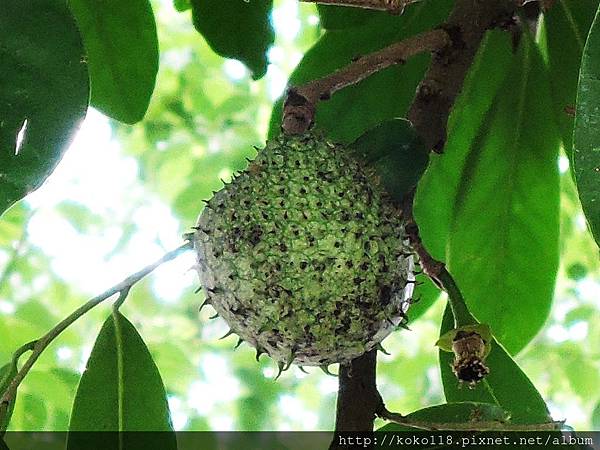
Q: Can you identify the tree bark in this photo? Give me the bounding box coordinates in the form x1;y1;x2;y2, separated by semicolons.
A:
329;351;380;449
407;0;515;152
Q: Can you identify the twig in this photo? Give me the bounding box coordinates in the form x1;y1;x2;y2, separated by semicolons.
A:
377;406;563;431
282;29;451;135
0;241;192;425
299;0;419;13
401;191;475;328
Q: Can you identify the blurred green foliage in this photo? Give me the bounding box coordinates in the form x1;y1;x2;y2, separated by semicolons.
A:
0;0;599;433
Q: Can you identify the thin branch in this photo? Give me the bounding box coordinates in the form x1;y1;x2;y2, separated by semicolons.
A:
282;29;451;135
377;407;563;431
0;241;193;425
299;0;419;13
401;191;475;328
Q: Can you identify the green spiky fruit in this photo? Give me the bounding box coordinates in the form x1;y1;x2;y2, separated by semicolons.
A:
193;132;414;367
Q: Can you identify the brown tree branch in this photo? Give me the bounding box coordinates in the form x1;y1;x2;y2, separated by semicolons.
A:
329;350;380;449
406;0;515;151
299;0;420;13
282;29;451;135
401;190;476;327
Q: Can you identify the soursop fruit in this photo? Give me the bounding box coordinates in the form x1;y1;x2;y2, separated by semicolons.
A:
192;132;414;368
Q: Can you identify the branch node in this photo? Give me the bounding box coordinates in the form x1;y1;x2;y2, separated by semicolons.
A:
282;88;316;135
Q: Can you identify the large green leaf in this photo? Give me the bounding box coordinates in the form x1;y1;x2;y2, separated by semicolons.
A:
414;31;513;261
378;401;510;431
0;0;89;217
417;32;560;353
67;312;175;449
541;0;599;158
349;119;429;201
268;0;454;144
403;273;440;323
68;0;159;124
439;305;551;425
316;4;380;29
191;0;274;79
574;4;600;248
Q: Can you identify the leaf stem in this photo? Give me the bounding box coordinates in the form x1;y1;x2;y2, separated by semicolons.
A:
402;191;475;327
377;407;563;431
0;241;192;426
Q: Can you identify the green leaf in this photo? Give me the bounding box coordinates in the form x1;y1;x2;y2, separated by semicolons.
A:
418;32;561;353
566;262;588;280
67;0;159;123
574;4;600;248
7;393;47;431
378;401;510;431
174;0;191;12
541;0;598;158
350;119;429;202
405;274;440;322
414;30;513;261
0;0;89;217
67;312;176;448
0;363;18;432
316;5;380;29
268;0;453;143
190;0;274;79
439;304;551;424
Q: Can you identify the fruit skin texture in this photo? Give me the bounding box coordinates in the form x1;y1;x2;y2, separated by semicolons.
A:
193;132;414;367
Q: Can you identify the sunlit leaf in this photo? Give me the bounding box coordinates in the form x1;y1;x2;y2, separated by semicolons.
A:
439;305;551;424
418;32;560;353
574;4;600;248
269;0;453;143
68;0;159;123
190;0;274;79
8;393;47;431
174;0;191;12
67;312;176;449
0;203;28;248
0;0;89;217
20;369;80;431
